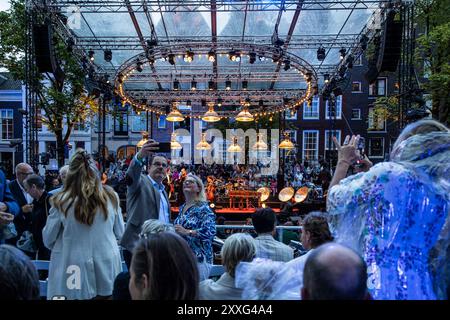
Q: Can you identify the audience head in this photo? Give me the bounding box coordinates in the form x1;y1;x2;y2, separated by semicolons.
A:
0;245;40;300
52;149;119;226
129;232;199;300
23;174;45;200
301;211;334;250
139;219;175;239
148;155;168;183
221;233;256;278
182;173;206;202
15;163;33;187
390;119;449;160
58;165;69;185
252;208;277;235
302;243;368;300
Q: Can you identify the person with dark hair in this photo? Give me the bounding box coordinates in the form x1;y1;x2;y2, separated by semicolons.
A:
43;149;124;300
0;168;20;245
301;243;369;300
0;244;40;300
252;208;293;262
129;232;199;300
23;174;51;261
121;139;170;270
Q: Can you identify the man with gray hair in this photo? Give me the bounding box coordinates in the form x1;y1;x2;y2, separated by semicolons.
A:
6;163;34;247
48;165;69;195
199;233;256;300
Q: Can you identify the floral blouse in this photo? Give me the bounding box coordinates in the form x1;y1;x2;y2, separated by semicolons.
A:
174;201;216;264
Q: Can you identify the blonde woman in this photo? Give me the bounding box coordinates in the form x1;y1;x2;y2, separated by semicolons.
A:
174;174;216;281
43;149;124;300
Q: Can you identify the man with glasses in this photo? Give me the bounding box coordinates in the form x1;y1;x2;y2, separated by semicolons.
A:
121;139;171;269
6;163;34;247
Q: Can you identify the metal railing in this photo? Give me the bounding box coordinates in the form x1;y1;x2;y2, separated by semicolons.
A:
216;225;302;243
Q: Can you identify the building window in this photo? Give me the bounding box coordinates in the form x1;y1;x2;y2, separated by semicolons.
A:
351;109;361;120
94;115;111;133
284;130;297;143
325;95;342;119
158;115;167;129
131;111;147;132
324;130;341;150
368;137;384;158
368;107;386;131
302;130;319;164
369;78;387;96
114;112;128;136
303;96;320;119
284;109;297;120
352;82;362;92
0;109;14;140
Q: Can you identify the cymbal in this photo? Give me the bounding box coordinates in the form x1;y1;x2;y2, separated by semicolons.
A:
294;186;309;203
278;187;294;202
257;187;270;202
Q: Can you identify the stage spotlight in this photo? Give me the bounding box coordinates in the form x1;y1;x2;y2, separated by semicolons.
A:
217;98;223;107
258;55;266;62
168;53;175;65
346;55;354;69
283;59;290;71
184;49;194;63
146;38;158;48
235;51;241;62
272;54;281;63
324;73;330;83
225;79;231;90
136;60;144;72
104;49;112;62
117;73;124;84
173;79;180;90
208;50;216;62
187;100;192;107
148;56;155;65
104;74;110;84
228;50;236;61
339;48;346;60
360;35;369;50
191;78;197;90
210;203;215;209
242;80;248;90
88;50;95;61
317;46;326;61
208;79;215;91
249;52;256;64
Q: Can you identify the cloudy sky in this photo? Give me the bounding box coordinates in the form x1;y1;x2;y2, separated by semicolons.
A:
0;1;10;12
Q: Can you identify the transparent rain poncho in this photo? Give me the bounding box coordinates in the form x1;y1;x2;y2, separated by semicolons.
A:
327;131;450;300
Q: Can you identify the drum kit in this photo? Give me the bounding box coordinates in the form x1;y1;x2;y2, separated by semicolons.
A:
278;183;324;203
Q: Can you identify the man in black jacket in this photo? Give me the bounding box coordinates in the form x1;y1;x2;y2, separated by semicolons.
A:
6;163;34;250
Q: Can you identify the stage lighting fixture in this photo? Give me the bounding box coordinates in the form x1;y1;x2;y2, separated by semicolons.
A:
258;55;266;62
191;78;197;90
208;50;216;62
324;73;330;83
104;75;110;84
217;98;223;107
317;46;326;61
306;72;312;83
339;48;346;60
184;49;194;63
259;99;264;107
272;54;281;63
242;80;248;90
173;79;180;90
208;79;215;91
168;53;175;65
346;55;354;69
283;98;290;107
88;50;95;61
283;59;291;71
228;50;236;61
186;100;192;107
235;51;241;62
148;56;155;65
146;38;158;48
225;79;231;90
104;49;112;62
360;35;369;50
136;61;144;72
249;52;256;64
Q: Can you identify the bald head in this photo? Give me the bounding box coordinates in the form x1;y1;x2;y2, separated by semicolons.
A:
302;243;368;300
15;163;33;186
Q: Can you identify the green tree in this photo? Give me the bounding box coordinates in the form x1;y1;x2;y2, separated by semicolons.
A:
415;0;450;125
0;0;98;166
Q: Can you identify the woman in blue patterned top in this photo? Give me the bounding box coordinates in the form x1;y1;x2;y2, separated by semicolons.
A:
174;174;216;281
